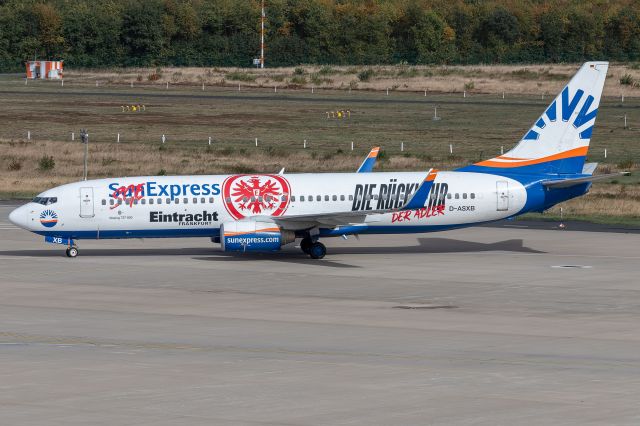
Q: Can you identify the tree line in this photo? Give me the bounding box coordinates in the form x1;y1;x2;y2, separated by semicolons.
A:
1;0;639;71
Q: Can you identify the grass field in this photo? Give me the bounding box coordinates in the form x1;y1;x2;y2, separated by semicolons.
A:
0;70;638;224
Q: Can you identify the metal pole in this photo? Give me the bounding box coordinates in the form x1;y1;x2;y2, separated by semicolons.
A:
260;0;265;69
80;129;89;181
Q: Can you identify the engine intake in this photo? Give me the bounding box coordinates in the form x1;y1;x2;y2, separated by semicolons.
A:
220;221;295;252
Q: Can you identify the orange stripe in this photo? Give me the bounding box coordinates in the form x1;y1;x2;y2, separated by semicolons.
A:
224;227;280;237
368;147;380;158
425;169;438;181
475;146;588;168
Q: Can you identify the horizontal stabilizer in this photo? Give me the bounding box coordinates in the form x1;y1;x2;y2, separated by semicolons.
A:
582;162;598;175
542;172;629;189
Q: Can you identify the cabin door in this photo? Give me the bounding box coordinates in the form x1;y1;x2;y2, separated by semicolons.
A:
79;187;95;218
496;181;509;211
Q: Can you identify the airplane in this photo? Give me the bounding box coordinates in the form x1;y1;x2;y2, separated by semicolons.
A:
9;62;625;259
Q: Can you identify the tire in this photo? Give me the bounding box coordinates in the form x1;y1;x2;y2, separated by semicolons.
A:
300;237;312;254
67;247;78;258
309;242;326;259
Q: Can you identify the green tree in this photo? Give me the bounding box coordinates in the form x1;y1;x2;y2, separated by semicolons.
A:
121;0;164;66
412;10;456;64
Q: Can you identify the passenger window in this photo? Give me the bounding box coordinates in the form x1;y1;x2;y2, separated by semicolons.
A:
183;198;188;204
315;195;320;201
141;199;146;205
455;193;459;199
340;195;345;201
157;199;162;205
201;197;205;203
193;198;197;204
166;198;171;204
109;199;115;206
209;197;214;203
332;195;337;201
175;198;180;204
447;193;452;199
101;199;106;206
349;195;353;201
470;193;475;199
133;199;138;205
463;193;467;199
324;195;329;201
225;197;231;203
149;199;154;205
308;195;312;201
291;196;296;202
300;196;305;202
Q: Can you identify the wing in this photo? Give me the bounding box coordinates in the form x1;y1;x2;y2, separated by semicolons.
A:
356;147;380;173
252;169;438;229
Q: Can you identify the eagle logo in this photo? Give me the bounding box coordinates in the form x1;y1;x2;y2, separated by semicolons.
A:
39;209;58;228
222;175;291;220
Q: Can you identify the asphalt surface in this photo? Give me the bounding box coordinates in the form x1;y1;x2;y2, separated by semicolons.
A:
1;203;640;425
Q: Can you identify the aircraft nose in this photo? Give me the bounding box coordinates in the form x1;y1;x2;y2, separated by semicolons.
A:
8;205;29;229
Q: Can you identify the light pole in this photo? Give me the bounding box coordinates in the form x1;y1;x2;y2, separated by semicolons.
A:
80;129;89;181
260;0;265;68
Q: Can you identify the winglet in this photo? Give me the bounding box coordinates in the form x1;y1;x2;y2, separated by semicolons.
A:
402;169;438;210
357;147;380;173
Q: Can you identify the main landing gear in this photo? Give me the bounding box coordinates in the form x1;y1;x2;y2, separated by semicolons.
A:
65;246;79;258
300;237;326;259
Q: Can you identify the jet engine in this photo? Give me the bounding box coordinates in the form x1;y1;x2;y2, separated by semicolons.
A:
220;221;295;252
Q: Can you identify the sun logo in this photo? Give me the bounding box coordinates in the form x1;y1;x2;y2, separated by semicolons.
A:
39;209;58;228
222;175;291;220
523;87;598;142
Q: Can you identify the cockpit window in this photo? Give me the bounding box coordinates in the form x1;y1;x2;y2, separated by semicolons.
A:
33;197;57;205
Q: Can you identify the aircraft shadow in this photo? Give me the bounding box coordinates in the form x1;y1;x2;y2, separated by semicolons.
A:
329;237;545;255
0;238;544;266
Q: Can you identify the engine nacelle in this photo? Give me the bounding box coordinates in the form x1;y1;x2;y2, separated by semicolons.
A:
220;221;295;252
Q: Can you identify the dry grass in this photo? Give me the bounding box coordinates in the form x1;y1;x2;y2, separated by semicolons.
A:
67;63;640;97
544;184;640;219
0;139;424;196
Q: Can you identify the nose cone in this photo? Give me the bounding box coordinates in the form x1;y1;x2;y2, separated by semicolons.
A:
9;205;29;229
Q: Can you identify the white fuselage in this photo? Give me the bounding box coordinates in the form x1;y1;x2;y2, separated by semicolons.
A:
10;171;526;240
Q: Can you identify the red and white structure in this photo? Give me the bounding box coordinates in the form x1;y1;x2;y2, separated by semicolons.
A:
26;60;64;79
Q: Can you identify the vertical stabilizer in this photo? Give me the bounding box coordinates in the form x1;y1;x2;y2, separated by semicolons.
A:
462;62;608;175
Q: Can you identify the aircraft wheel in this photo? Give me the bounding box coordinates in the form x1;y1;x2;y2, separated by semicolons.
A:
300;237;312;254
309;242;326;259
66;247;78;258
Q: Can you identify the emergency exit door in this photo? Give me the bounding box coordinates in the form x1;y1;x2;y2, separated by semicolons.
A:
79;187;94;217
496;181;509;211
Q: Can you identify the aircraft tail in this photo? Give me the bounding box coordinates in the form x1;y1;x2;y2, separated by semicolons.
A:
460;62;608;176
